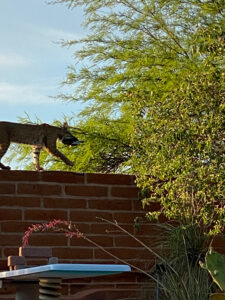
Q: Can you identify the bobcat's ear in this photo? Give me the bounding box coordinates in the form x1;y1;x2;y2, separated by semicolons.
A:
63;122;68;129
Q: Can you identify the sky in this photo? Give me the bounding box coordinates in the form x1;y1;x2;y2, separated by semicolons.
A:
0;0;85;123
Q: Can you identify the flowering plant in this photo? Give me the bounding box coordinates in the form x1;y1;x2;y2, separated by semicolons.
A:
22;218;157;281
22;219;83;247
22;218;215;298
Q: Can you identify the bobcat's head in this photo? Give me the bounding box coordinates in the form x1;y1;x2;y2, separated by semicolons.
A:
60;123;84;146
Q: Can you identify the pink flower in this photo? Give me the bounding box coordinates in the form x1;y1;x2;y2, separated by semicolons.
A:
22;220;83;247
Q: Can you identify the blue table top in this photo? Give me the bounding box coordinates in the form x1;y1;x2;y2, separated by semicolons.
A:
0;264;131;281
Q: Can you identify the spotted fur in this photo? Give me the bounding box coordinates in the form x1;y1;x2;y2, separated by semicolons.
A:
0;121;83;171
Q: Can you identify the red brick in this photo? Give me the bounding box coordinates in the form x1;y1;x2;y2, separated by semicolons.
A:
90;223;133;235
0;196;41;207
65;185;108;197
70;287;128;299
70;211;113;223
0;170;41;181
113;212;145;224
0;235;22;246
0;209;22;220
68;237;91;247
94;248;120;260
114;283;142;289
41;171;85;183
110;187;139;198
53;247;93;259
127;259;155;272
86;174;133;185
17;183;62;196
0;259;7;271
0;170;167;296
27;234;68;247
19;247;52;257
0;183;15;194
43;197;86;209
214;247;225;255
88;199;132;211
95;248;154;260
130;261;155;272
211;236;225;249
24;209;67;221
1;221;35;233
4;248;19;257
70;236;113;248
110;272;140;282
69;223;90;234
114;236;141;248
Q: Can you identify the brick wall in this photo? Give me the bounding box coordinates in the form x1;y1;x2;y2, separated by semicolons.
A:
0;170;159;299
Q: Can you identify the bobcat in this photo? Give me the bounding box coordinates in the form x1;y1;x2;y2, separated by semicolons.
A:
0;121;83;171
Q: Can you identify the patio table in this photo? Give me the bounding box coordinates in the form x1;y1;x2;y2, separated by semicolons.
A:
0;263;131;299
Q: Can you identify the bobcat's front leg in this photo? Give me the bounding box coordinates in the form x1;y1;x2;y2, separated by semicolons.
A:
45;145;74;167
32;146;43;171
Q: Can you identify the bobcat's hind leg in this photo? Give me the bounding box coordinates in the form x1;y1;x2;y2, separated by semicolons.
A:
0;141;10;170
32;146;43;171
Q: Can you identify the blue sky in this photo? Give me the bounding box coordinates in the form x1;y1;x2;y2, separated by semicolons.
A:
0;0;85;123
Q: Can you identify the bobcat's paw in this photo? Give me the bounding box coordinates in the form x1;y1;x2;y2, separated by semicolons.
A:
34;166;44;172
0;163;11;170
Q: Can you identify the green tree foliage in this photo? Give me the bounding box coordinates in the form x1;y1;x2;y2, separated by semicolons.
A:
52;0;224;234
9;0;224;233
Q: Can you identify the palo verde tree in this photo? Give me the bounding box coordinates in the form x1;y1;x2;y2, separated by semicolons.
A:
50;0;225;234
9;1;224;234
